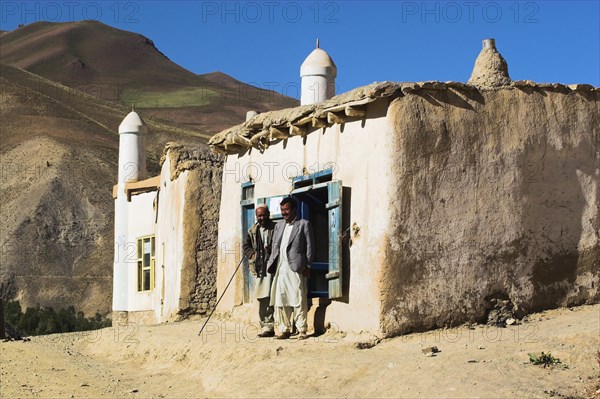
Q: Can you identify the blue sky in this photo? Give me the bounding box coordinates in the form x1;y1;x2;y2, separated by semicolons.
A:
1;1;598;97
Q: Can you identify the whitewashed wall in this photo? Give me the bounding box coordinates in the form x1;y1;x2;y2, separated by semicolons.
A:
155;155;189;322
216;101;395;332
125;191;156;315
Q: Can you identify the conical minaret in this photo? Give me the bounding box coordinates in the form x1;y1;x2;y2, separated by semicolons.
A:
117;109;147;184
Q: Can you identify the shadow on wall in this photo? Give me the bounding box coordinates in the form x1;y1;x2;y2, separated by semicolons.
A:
520;136;598;310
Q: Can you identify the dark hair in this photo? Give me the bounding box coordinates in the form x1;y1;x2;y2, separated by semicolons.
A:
280;196;297;210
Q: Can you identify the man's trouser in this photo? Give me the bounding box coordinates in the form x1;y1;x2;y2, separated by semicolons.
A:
258;297;274;332
275;301;307;334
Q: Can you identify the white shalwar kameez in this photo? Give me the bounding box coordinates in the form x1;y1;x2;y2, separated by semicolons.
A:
270;221;308;334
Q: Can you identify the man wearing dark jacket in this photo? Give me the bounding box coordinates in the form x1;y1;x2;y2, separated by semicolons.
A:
242;204;276;337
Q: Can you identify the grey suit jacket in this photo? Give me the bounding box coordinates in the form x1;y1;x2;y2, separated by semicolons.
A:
267;218;314;274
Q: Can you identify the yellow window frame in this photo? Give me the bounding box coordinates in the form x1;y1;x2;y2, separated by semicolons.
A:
137;235;155;291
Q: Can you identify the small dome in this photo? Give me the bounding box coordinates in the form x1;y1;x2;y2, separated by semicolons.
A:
119;111;147;134
300;41;337;77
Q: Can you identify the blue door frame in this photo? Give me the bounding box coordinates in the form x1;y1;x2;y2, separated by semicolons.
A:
241;182;255;304
290;172;343;299
254;172;343;300
295;189;329;298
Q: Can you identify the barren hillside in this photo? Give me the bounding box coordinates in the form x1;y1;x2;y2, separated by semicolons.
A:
0;64;209;315
0;21;299;132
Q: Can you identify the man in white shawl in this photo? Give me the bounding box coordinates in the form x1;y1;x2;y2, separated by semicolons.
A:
267;197;314;340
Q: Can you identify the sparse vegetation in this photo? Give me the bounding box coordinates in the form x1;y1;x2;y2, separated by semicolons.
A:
121;87;219;108
3;300;111;336
528;352;564;368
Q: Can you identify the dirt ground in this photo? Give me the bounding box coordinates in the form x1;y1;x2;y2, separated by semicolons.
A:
1;304;599;398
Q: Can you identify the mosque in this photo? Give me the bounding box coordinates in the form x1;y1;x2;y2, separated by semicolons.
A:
112;40;598;335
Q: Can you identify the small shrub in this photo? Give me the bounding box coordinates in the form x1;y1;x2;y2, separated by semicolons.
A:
528;352;563;368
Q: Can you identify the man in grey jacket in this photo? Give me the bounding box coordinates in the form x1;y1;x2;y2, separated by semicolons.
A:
242;204;276;337
267;197;314;340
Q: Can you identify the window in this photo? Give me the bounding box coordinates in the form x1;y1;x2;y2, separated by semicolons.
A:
137;235;155;291
241;183;254;201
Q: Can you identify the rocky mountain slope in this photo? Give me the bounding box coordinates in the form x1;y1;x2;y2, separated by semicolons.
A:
0;20;300;315
0;20;298;132
0;63;208;315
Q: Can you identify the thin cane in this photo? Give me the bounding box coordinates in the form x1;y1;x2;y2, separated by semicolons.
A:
197;256;245;336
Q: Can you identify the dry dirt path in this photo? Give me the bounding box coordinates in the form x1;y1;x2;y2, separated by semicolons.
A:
0;329;142;398
1;304;599;398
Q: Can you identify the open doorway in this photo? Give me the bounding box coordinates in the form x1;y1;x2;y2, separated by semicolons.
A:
290;169;343;300
293;186;330;298
248;170;345;331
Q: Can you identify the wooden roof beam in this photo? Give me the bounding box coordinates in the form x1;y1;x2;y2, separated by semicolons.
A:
312;117;327;128
327;112;348;124
289;124;307;136
345;105;366;117
269;126;289;140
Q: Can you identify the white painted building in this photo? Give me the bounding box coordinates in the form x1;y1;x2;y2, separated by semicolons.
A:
114;41;598;335
112;112;220;325
208;40;599;336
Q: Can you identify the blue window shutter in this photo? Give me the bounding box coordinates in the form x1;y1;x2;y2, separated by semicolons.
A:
325;180;343;299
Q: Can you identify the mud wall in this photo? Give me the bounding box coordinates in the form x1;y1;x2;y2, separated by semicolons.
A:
164;144;223;317
381;86;599;336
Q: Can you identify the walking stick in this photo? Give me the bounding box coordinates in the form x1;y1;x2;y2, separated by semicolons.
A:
197;256;245;336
